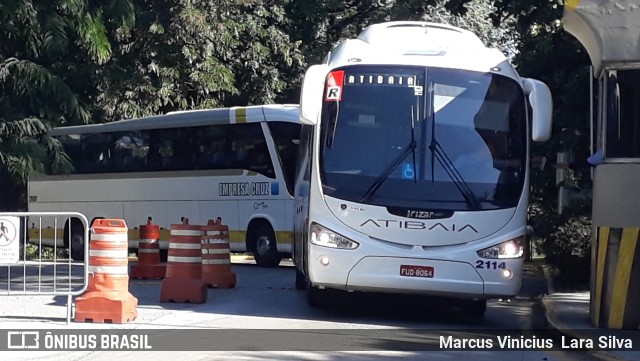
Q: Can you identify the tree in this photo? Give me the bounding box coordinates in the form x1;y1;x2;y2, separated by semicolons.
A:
94;0;306;122
491;0;593;285
0;0;306;209
286;0;519;65
0;0;137;208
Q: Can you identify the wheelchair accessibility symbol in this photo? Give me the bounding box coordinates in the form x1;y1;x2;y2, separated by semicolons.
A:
401;163;415;179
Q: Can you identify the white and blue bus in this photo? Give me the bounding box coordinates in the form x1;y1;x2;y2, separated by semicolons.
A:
293;22;553;315
28;104;300;267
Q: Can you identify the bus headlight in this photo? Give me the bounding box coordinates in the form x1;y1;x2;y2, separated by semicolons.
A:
476;236;524;259
310;223;359;249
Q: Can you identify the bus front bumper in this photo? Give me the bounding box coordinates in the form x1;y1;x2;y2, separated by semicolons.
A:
308;255;522;299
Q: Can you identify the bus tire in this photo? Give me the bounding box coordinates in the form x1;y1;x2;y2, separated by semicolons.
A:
453;299;487;320
64;218;85;262
307;287;341;308
295;268;309;290
467;299;487;319
250;222;281;267
307;286;327;308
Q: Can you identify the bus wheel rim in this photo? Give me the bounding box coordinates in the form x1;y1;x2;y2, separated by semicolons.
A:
256;236;271;255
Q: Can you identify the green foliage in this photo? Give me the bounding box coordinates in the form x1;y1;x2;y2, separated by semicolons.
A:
1;0;306;210
286;0;509;64
0;0;597;284
536;212;591;289
24;244;68;260
0;0;130;191
94;0;305;121
501;0;593;283
78;10;112;64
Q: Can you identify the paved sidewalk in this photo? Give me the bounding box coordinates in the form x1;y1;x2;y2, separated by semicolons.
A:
540;267;640;361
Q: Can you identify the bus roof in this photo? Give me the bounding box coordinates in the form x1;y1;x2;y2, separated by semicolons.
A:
50;104;299;136
325;21;517;79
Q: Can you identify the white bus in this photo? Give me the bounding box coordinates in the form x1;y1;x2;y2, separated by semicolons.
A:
293;22;553;315
28;104;300;267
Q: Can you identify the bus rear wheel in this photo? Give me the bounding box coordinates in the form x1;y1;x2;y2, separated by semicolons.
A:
251;223;281;267
64;219;85;262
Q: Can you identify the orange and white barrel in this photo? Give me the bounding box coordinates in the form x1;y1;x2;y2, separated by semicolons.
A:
201;218;236;288
75;219;138;323
130;218;166;279
160;218;207;303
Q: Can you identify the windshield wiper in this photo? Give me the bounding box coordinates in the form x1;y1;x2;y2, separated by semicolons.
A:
360;106;419;203
429;140;481;210
427;80;479;210
360;140;416;203
409;105;418;183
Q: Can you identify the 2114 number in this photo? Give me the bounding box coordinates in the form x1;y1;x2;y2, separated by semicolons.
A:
475;260;506;270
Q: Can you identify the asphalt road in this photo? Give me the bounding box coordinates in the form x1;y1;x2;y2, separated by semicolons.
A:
0;259;606;360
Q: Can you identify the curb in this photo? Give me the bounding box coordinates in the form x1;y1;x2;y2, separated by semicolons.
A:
539;265;628;361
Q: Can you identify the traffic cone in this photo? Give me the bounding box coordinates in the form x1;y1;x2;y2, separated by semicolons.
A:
202;218;236;288
130;217;166;279
75;219;138;323
159;218;207;303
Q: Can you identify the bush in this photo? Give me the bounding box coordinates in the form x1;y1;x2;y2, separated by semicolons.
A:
529;191;592;291
542;215;591;289
23;244;68;260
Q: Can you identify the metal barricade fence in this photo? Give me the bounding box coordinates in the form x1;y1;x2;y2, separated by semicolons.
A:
0;212;89;324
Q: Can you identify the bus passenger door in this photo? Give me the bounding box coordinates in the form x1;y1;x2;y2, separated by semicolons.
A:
293;125;313;275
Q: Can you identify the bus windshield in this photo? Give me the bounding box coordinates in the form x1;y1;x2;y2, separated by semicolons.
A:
319;66;526;211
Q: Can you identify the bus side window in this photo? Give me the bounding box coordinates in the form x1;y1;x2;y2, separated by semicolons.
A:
81;144;101;173
158;140;174;169
212;150;225;164
112;132;146;172
146;145;163;171
248;145;274;177
236;145;248;162
226;124;275;177
227;140;248;170
81;134;111;174
209;132;227;169
196;145;213;169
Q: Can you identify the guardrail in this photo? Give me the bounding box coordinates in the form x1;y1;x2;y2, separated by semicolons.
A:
0;212;89;324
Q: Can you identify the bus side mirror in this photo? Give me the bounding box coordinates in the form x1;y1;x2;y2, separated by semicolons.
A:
300;65;329;125
523;78;553;142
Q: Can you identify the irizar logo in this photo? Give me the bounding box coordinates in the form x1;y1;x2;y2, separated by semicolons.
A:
360;219;479;233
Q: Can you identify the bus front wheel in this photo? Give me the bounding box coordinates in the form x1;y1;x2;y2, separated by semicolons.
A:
307;286;327;308
250;223;281;267
307;286;342;308
451;298;487;320
295;269;309;290
467;299;487;319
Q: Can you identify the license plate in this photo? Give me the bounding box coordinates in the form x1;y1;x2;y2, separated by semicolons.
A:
400;265;434;278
